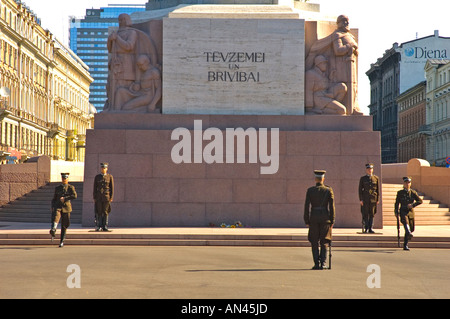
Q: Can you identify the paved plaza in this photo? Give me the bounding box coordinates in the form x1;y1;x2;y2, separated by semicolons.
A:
1;245;449;300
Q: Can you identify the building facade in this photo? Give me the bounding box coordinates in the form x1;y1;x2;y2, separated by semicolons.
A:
0;0;95;164
424;59;450;166
366;46;400;163
366;31;450;163
69;4;146;112
397;81;427;163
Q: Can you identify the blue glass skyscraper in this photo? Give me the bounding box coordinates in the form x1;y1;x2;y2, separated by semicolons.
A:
69;5;146;112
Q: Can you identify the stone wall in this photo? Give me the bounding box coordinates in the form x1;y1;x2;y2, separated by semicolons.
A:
407;158;450;207
0;156;50;206
381;163;408;184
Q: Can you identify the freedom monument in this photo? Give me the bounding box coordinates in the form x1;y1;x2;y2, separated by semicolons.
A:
82;2;382;228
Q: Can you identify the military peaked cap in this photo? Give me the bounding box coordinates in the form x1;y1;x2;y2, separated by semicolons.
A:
314;170;326;178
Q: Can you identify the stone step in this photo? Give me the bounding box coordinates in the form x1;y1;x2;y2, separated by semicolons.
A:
0;182;84;223
381;184;450;226
4;205;83;211
2;204;83;210
384;221;450;226
21;193;84;199
1;232;449;248
382;193;432;198
382;201;449;207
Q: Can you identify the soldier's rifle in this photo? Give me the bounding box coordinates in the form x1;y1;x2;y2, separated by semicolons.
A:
361;205;365;233
328;238;332;270
395;211;400;248
50;201;55;242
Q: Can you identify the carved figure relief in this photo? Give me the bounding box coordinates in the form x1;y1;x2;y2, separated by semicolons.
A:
306;15;363;116
104;13;162;113
305;55;347;115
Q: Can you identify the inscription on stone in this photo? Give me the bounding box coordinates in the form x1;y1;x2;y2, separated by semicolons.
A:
163;16;305;115
204;51;265;83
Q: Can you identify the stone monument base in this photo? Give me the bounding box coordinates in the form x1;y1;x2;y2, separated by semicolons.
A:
82;113;382;228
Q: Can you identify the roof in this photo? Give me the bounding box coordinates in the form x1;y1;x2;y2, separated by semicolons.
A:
400;33;450;47
425;59;450;71
426;59;450;65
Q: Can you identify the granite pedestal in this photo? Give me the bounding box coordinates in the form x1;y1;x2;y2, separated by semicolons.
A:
82;113;382;228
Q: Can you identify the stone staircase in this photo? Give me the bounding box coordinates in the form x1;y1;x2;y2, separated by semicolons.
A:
0;182;450;248
1;229;450;248
382;184;450;226
0;182;83;224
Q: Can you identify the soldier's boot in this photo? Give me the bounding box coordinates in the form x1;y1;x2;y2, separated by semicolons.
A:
59;229;66;248
368;217;375;233
96;215;102;231
94;214;100;231
311;247;320;270
49;222;57;241
403;235;410;251
362;220;367;233
103;215;109;231
319;246;328;270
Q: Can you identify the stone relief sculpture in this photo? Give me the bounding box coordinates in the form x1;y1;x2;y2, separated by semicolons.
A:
305;55;347;115
104;13;162;113
306;15;363;116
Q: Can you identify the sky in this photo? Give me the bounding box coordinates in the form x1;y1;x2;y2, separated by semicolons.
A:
24;0;450;114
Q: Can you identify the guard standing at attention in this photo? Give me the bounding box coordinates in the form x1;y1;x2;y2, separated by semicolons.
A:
358;163;380;233
50;173;77;247
395;177;423;251
304;170;335;270
93;163;114;231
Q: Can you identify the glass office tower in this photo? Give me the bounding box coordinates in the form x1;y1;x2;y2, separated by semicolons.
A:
69;5;146;112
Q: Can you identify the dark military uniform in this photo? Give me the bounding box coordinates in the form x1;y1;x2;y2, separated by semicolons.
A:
50;174;77;247
394;180;423;250
93;169;114;231
359;169;380;233
304;172;335;269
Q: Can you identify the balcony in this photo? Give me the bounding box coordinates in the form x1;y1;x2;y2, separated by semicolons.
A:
418;124;432;136
48;123;66;138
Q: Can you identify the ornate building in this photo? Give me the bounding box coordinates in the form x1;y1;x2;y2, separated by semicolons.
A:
0;0;95;164
397;81;427;163
424;59;450;166
366;46;400;164
367;31;450;163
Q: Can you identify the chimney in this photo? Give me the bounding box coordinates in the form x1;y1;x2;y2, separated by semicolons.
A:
434;30;439;37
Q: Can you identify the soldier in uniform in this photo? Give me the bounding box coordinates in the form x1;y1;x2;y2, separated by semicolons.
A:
304;170;335;270
358;163;380;233
93;163;114;231
50;173;77;248
395;177;423;251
